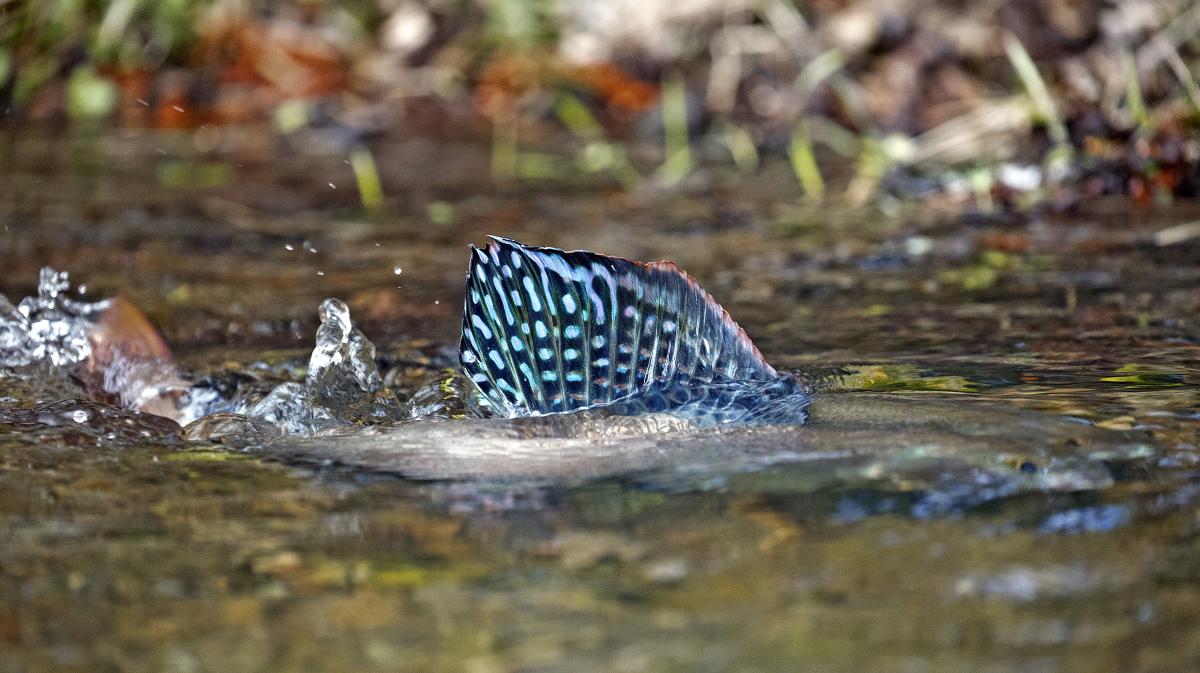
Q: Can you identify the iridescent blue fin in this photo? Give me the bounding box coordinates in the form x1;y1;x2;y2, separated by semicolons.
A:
459;236;783;418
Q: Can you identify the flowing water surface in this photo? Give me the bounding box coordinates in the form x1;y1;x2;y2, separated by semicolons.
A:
1;131;1199;673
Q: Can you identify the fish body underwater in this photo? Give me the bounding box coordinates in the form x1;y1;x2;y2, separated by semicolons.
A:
458;237;811;426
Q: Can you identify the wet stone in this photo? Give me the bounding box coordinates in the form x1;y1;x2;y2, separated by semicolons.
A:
182;412;282;447
0;399;181;444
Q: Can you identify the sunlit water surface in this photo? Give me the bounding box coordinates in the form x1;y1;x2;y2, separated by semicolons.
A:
1;131;1198;673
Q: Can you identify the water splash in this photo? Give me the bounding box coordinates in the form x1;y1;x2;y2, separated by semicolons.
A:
2;270;402;437
0;268;107;369
0;267;196;423
245;298;402;435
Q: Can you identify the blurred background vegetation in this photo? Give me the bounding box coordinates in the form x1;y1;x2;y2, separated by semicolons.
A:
2;0;1199;209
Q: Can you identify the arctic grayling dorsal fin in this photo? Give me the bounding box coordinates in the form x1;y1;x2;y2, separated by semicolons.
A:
459;237;777;417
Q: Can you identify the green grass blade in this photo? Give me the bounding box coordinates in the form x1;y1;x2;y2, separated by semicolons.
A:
656;73;693;186
1003;33;1067;145
491;116;518;181
796;49;846;99
1121;47;1150;128
715;122;759;173
553;93;603;139
789;122;824;201
350;145;384;210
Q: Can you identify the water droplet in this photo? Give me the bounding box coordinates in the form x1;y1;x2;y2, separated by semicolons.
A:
316;271;325;276
303;240;317;254
393;266;402;275
284;243;294;251
77;284;88;295
72;409;89;423
328;182;337;190
434;300;439;305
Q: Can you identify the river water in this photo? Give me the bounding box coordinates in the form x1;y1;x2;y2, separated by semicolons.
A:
1;130;1198;672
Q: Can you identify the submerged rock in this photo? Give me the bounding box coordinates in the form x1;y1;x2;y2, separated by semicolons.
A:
182;412;282;447
0;398;181;446
406;369;486;420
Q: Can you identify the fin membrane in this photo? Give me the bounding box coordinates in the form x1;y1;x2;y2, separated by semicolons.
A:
460;237;780;417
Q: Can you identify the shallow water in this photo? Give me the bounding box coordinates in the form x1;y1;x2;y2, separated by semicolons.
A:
1;130;1199;672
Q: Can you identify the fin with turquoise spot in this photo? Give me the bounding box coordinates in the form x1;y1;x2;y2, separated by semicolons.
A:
459;236;786;418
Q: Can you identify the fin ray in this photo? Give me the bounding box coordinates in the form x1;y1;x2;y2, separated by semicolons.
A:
460;237;777;417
